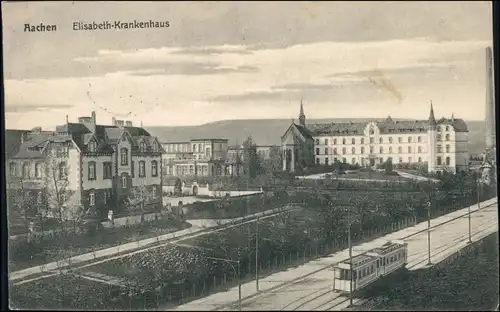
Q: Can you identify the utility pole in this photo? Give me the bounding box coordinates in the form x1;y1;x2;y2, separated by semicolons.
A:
427;200;432;265
348;205;353;307
238;259;241;311
255;216;259;291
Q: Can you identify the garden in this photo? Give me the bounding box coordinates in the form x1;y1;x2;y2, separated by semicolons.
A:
9;213;190;272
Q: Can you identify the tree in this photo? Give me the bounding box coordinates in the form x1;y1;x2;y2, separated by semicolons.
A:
44;149;76;224
260;146;282;179
174;178;183;196
242;136;261;180
385;157;394;173
128;179;156;223
7;175;38;233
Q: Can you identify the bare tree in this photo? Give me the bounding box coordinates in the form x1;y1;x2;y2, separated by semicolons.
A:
43;149;76;225
7;175;38;233
128;178;156;223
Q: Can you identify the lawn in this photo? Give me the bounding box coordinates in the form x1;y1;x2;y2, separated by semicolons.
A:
10;273;130;310
363;234;499;311
9;215;191;272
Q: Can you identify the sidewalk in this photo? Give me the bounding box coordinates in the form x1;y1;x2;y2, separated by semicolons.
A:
168;197;497;311
9;206;292;282
394;170;440;183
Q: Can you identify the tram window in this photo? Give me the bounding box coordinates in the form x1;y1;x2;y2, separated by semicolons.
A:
352;271;356;280
376;260;379;268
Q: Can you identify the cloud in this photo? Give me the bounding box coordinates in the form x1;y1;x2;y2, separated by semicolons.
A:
5;104;74;113
126;64;258;76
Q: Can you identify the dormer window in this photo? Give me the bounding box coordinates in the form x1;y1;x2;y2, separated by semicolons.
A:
152;141;158;152
140;142;146;152
88;141;97;153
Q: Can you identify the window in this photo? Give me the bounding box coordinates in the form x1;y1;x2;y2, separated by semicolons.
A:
316;158;320;164
408;146;412;153
418;136;422;143
325;158;329;165
361;147;365;154
122;176;127;188
446;145;450;153
380;157;383;163
389;137;393;143
120;148;128;165
445;134;450;141
370;146;374;154
315;139;319;145
342;138;346;145
58;162;67;180
408;137;412;143
369;127;375;135
22;163;30;179
360;138;364;144
324;148;329;155
333;138;337;144
379;137;383;144
351;147;355;154
437;134;442;141
206;147;211;157
316;148;320;155
103;162;112;179
333;148;337;155
131;161;135;178
437;145;442;153
88;141;97;152
446;156;451;166
325;139;329;145
389;146;393;153
352;157;356;164
152;186;156;198
437;156;442;166
351;138;355;145
398;146;402;154
152;142;158;152
35;163;42;178
193;144;198;152
418;146;422;153
409;156;412;163
370;137;374;144
10;163;16;177
139;161;146;177
89;191;95;206
399;157;403;163
445;126;449;132
140;142;146;152
189;165;194;174
342;157;346;163
380;147;383;154
342;148;346;154
88;162;96;180
418;157;422;163
152;161;158;177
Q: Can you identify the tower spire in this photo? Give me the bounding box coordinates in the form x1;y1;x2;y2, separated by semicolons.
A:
299;98;306;126
428;100;437;128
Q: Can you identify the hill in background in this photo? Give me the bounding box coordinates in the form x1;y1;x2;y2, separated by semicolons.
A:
146;119;486;155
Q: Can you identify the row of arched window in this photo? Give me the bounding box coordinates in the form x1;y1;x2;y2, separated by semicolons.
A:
316;146;426;155
87;160;158;181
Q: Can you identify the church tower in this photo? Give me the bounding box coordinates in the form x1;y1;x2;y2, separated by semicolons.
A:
427;101;438;173
299;99;306;126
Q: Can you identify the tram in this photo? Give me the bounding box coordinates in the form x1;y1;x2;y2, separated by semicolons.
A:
333;241;408;294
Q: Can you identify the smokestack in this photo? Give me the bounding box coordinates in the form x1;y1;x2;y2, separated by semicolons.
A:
91;111;96;124
112;117;116;126
485;46;495;150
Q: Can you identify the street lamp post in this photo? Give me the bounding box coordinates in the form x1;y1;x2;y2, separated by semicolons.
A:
206;256;242;311
255;216;259;291
427;200;432;265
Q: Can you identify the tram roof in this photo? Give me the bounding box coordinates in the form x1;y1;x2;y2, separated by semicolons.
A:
370;242;405;255
337;254;376;268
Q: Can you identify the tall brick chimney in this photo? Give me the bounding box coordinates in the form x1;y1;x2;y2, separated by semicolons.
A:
485;46;495;151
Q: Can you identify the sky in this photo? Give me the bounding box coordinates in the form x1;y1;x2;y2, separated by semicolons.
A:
2;1;494;130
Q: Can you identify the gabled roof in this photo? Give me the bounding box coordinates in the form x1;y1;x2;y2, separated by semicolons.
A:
5;129;31;157
11;134;73;159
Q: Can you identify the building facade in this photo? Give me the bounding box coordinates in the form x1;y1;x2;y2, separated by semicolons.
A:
162;139;235;177
6;112;163;220
282;103;469;174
